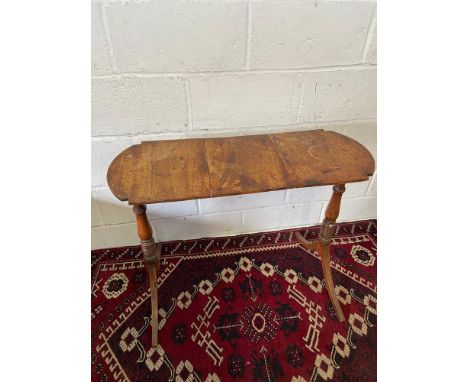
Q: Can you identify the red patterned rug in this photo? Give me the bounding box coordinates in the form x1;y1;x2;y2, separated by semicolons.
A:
92;219;377;382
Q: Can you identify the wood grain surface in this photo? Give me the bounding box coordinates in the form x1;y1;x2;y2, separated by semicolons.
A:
107;129;375;205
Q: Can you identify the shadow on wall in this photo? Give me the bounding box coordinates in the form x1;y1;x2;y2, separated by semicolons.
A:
91;197;242;250
92;178;377;250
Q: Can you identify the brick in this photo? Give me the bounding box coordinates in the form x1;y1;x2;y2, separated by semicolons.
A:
91;137;133;187
92;77;187;136
190;73;302;130
243;202;323;233
90;0;379;249
250;1;375;69
92;223;139;250
287;179;370;205
286;186;331;204
91;193;101;227
92;186;198;226
91;1;113;75
299;68;377;123
153;212;243;242
344;181;372;199
324;196;376;222
367;172;377;196
343;120;377;158
105;0;247;73
92;187;135;225
365;18;377;65
198;190;286;214
147;200;198;221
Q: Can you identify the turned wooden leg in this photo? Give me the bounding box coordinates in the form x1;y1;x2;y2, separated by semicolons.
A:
318;184;346;321
133;204;161;347
294;230;317;251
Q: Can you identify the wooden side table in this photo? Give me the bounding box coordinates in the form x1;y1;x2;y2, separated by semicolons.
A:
107;129;375;347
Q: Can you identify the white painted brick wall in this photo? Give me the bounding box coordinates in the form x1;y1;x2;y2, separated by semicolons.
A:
249;0;376;69
364;13;377;65
91;0;377;249
91;2;113;75
190;73;303;129
154;212;244;243
91;137;134;187
92;77;188;136
198;190;286;214
299;68;377;122
105;1;248;73
243;202;324;233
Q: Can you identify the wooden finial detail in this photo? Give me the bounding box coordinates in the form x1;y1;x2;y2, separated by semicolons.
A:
318;219;336;245
325;184;346;222
133;205;153;242
317;183;346;322
295;184;346;322
295;184;346;251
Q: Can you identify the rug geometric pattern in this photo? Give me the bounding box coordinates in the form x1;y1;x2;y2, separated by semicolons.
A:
91;219;377;382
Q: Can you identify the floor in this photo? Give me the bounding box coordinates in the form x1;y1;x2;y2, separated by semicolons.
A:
91;219;377;382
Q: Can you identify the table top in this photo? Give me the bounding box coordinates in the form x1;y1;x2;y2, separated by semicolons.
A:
107;129;375;205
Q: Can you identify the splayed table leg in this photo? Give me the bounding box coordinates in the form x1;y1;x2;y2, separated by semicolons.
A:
133;204;161;347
